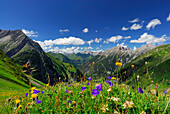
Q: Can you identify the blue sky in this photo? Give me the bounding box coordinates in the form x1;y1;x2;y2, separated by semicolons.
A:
0;0;170;53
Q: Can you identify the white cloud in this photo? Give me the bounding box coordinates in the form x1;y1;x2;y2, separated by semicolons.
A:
88;47;93;49
146;19;161;30
49;46;82;54
96;47;100;50
59;29;70;33
107;35;123;43
130;32;166;44
167;14;170;21
35;36;85;49
100;45;102;47
129;18;139;23
122;27;129;31
87;39;94;45
124;36;131;39
22;29;38;37
95;30;98;32
95;38;102;43
83;28;88;33
130;24;142;30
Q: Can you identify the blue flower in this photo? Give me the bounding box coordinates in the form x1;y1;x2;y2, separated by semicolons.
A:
25;93;28;97
81;87;86;91
65;90;69;93
164;91;167;95
87;82;90;85
107;76;111;80
88;77;92;81
114;80;117;84
33;89;40;94
41;91;44;94
96;84;102;91
92;89;99;96
137;87;143;93
132;86;134;89
68;101;72;103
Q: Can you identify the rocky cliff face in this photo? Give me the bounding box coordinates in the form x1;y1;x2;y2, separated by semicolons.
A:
82;44;156;75
0;29;57;84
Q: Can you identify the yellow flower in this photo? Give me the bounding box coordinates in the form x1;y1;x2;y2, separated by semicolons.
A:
18;105;22;109
27;102;30;105
15;99;20;104
31;87;36;90
111;77;116;80
131;64;135;68
46;83;49;86
115;62;122;67
31;94;38;98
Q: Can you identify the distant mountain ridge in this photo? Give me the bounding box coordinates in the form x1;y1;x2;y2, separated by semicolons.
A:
82;44;156;75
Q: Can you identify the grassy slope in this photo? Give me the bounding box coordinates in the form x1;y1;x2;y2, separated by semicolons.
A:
117;44;170;88
0;49;45;103
46;53;82;81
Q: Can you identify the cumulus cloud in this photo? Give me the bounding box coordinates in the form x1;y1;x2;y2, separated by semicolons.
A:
95;38;102;43
22;29;38;37
49;46;81;53
59;29;70;33
122;27;129;31
124;36;131;39
129;18;139;23
106;35;123;43
83;28;88;33
130;32;166;44
133;46;136;50
130;24;142;30
35;36;85;49
167;14;170;21
87;39;94;45
146;19;161;30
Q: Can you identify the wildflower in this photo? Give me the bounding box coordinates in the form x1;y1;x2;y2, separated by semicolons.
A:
15;99;20;104
115;62;122;67
31;87;36;90
18;105;22;109
88;77;92;81
111;77;116;80
68;85;72;87
92;61;95;65
114;80;117;84
96;84;102;91
107;81;113;86
54;90;57;93
36;100;41;104
65;90;69;93
92;89;99;96
164;91;167;95
46;84;49;86
33;89;40;94
25;93;28;97
131;64;135;68
72;101;76;104
100;104;108;113
27;102;30;105
154;86;158;89
107;87;112;92
107;76;111;80
65;83;67;85
137;75;139;81
106;80;109;83
145;62;148;65
111;97;120;102
68;101;72;103
87;82;90;85
132;86;134;89
81;87;86;91
123;101;134;109
31;94;38;98
41;91;44;94
137;87;143;93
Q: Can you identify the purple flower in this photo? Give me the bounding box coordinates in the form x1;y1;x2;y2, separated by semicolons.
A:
41;91;44;94
25;93;28;97
68;101;72;103
164;91;167;95
68;85;72;87
65;83;67;86
65;90;69;93
154;86;158;89
81;87;86;91
92;89;99;96
54;90;57;93
107;81;113;86
114;80;117;84
132;86;134;89
88;77;92;81
36;100;41;104
87;82;90;85
33;89;40;94
107;76;111;80
96;84;102;91
137;87;143;94
106;80;109;83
